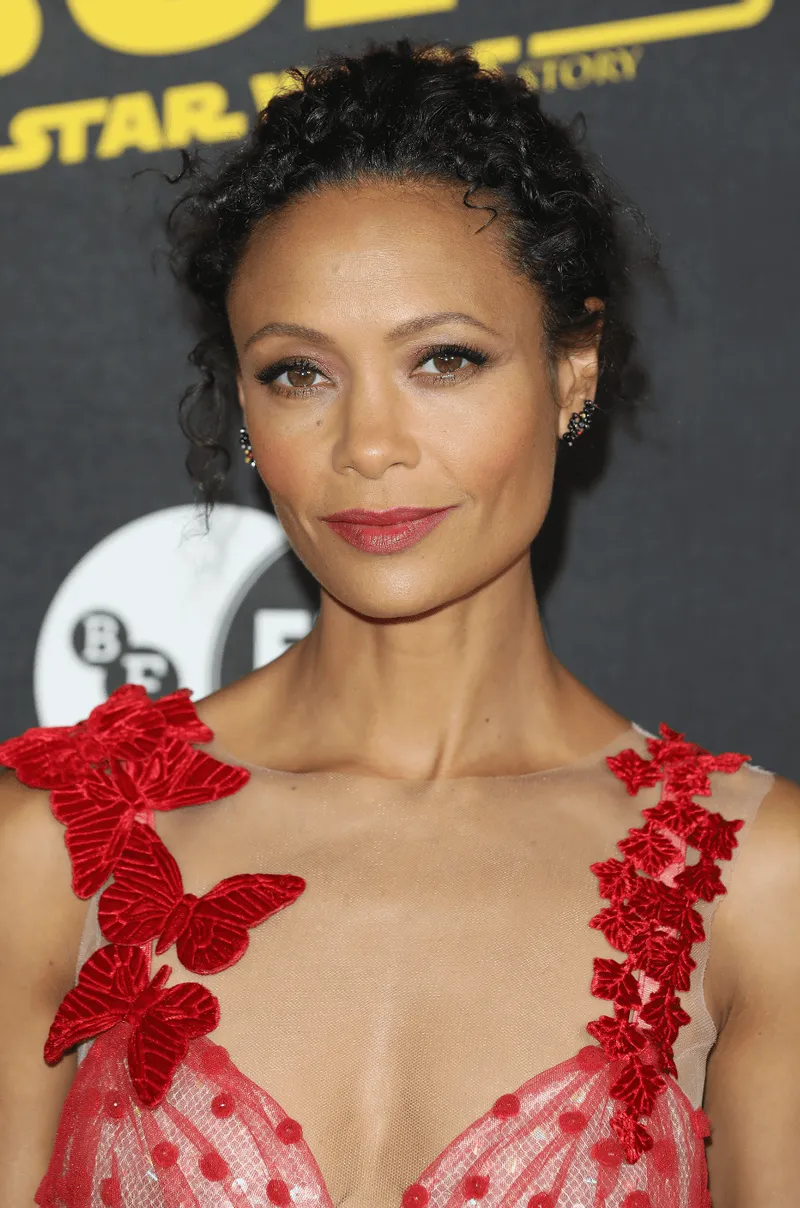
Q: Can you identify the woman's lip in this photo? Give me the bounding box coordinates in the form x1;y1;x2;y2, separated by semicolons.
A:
321;506;451;525
322;507;455;554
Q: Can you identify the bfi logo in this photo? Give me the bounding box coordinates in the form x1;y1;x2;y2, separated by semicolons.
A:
72;607;313;700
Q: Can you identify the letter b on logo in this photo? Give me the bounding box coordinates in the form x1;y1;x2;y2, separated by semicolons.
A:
73;611;127;665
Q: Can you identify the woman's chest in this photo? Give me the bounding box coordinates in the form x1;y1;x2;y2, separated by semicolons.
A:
150;771;641;1205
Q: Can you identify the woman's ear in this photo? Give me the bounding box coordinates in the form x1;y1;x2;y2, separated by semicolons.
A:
554;299;604;439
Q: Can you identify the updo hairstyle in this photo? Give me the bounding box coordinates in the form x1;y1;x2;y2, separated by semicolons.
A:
169;38;649;501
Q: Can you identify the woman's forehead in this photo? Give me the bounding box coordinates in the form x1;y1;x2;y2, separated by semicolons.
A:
228;182;538;333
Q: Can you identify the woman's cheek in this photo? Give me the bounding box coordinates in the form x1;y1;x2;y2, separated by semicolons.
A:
450;397;548;501
252;426;313;504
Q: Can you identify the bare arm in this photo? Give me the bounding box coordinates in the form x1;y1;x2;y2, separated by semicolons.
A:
704;775;800;1206
0;772;90;1206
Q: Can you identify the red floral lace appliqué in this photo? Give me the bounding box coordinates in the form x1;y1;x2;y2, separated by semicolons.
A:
588;724;749;1163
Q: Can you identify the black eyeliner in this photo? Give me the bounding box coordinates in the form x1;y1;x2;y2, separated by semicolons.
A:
254;356;317;385
415;341;489;367
253;340;490;389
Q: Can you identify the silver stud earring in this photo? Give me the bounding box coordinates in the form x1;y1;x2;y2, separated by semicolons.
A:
561;399;597;448
239;427;256;468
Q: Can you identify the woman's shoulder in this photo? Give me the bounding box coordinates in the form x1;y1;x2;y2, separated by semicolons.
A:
193;670;268;749
726;772;800;904
0;767;89;996
705;771;800;1021
0;764;64;859
0;764;73;890
193;661;305;771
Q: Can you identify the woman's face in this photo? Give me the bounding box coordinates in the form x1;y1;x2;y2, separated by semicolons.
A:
227;181;597;620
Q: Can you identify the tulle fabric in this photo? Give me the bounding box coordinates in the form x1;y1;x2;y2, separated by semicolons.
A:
36;1026;332;1208
36;1029;707;1208
414;1046;708;1208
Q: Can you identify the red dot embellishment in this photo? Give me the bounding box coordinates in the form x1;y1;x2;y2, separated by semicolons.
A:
276;1117;303;1144
402;1185;429;1208
576;1045;608;1072
527;1195;555;1208
491;1093;521;1119
152;1141;179;1169
211;1092;236;1118
199;1151;229;1181
103;1092;126;1120
692;1108;711;1138
651;1138;678;1177
200;1044;231;1074
463;1174;490;1199
267;1178;292;1206
558;1110;588;1134
622;1195;651;1208
100;1177;121;1207
591;1139;624;1168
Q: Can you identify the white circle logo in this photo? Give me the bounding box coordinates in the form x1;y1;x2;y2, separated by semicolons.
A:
34;504;315;726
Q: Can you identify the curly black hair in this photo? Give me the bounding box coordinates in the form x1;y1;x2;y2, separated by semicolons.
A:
169;37;652;502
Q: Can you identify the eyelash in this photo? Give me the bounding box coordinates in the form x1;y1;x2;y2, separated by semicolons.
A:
253;341;490;396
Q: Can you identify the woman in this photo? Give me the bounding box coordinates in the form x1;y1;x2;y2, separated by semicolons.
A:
0;38;797;1208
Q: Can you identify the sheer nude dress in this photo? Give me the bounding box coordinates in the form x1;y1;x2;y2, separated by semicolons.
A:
62;722;770;1208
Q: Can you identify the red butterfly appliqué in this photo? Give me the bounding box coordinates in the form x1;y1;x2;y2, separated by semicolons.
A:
0;685;212;789
49;740;249;898
44;943;219;1107
6;685;309;1115
98;821;306;974
0;685;250;898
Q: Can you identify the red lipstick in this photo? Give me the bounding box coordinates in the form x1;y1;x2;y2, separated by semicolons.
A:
322;506;455;554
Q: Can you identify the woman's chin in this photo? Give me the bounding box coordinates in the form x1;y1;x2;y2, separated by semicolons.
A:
318;572;484;624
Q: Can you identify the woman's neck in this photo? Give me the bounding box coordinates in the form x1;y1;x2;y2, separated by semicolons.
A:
208;555;627;780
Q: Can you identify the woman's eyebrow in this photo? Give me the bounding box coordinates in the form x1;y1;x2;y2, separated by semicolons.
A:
244;321;334;349
243;311;501;350
386;311;502;341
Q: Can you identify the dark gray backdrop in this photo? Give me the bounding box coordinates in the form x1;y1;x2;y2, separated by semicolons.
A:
1;1;797;776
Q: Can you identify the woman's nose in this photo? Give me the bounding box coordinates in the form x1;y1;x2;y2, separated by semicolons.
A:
330;379;421;480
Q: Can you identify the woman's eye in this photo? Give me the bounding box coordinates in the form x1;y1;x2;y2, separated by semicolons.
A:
415;345;488;381
418;352;469;374
255;361;327;393
281;366;324;389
